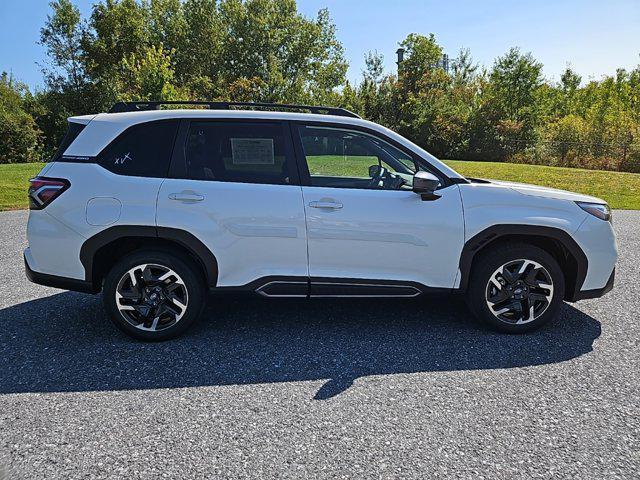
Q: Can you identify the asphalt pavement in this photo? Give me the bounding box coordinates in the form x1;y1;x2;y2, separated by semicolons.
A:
0;209;638;479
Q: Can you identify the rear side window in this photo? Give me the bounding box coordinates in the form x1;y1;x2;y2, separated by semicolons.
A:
50;121;86;162
184;122;293;185
98;120;179;177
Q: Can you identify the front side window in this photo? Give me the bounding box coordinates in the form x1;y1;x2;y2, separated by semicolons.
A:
298;125;417;190
98;120;179;177
184;122;293;185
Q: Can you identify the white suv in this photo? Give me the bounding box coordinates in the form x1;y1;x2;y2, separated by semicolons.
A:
25;101;617;340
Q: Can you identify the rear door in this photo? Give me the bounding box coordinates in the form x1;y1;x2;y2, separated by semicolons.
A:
157;120;308;291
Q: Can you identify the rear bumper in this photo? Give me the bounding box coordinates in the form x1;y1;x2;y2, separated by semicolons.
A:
24;253;97;294
569;268;615;302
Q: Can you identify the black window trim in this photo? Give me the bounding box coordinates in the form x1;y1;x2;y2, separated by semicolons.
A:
290;120;455;190
168;118;301;186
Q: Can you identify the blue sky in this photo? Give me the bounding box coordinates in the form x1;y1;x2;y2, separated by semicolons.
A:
1;0;639;90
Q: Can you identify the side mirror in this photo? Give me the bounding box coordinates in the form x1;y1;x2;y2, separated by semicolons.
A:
413;171;441;201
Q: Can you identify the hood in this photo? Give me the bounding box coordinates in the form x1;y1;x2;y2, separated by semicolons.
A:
468;178;607;204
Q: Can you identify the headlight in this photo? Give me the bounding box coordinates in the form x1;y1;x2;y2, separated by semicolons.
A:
576;201;612;222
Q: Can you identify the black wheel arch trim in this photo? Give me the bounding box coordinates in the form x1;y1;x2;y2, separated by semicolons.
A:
79;226;219;290
458;224;588;301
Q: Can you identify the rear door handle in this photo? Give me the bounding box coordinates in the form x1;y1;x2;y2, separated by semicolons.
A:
308;200;343;210
169;192;205;203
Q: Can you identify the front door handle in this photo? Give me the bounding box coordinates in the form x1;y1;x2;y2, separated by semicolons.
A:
169;192;205;203
308;200;343;210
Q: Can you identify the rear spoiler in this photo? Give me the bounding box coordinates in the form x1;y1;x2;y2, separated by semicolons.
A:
67;114;97;125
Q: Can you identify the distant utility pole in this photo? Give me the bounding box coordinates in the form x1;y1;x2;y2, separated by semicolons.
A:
441;53;449;73
396;48;405;71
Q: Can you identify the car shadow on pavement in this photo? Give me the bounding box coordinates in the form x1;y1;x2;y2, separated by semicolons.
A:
0;291;601;399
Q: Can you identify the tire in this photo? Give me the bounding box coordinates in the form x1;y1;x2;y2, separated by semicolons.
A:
466;243;565;333
102;249;206;341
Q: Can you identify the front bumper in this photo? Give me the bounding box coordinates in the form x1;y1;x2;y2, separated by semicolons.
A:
24;253;97;294
570;267;615;302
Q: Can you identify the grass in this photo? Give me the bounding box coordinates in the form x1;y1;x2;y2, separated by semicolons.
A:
0;162;45;211
0;159;638;210
444;160;640;210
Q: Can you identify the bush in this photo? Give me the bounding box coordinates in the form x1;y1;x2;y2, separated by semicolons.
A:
619;142;640;173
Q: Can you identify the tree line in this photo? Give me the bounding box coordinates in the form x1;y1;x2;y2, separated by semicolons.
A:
1;0;639;172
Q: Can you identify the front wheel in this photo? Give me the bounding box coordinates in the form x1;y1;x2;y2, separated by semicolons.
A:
103;250;206;341
466;243;565;333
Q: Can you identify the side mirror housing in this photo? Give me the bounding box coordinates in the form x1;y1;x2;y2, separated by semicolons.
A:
412;171;441;200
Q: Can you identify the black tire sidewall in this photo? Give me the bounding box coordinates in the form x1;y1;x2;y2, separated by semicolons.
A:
467;244;565;333
103;250;205;341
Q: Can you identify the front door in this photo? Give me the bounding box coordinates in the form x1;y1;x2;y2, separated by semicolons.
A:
293;124;464;295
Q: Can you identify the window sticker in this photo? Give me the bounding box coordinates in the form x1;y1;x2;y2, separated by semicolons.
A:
231;138;274;165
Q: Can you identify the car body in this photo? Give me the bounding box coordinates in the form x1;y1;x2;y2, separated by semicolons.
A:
24;102;617;340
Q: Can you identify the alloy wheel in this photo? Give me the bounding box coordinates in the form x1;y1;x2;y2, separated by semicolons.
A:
485;259;554;325
115;263;189;332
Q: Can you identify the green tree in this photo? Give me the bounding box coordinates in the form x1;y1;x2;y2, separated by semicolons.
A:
177;0;220;91
357;51;388;122
0;74;42;163
451;48;478;86
214;1;347;102
470;48;544;159
114;45;182;101
397;33;443;93
487;47;543;121
38;0;96;153
39;0;87;92
82;0;151;80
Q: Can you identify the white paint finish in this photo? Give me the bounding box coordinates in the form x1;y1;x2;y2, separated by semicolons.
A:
302;185;465;288
487;178;606;203
573;214;618;290
41;162;162;238
25;210;86;279
156;179;309;287
86;197;122;226
459;182;589;240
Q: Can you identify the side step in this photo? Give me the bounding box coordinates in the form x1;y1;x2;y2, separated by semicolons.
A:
255;279;424;298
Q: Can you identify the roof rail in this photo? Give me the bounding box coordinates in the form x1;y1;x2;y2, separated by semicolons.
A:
108;101;361;119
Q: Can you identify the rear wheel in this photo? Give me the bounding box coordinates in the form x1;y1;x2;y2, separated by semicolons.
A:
103;250;205;341
466;243;565;333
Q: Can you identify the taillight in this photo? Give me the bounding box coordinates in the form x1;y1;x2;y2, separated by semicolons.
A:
28;177;70;210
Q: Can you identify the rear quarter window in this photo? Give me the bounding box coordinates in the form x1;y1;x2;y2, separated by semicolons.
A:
50;121;86;162
97;120;179;178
